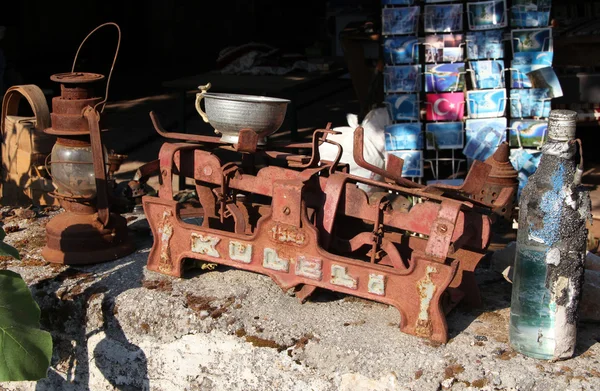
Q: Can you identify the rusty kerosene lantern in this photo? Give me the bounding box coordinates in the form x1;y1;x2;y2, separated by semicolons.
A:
41;22;134;264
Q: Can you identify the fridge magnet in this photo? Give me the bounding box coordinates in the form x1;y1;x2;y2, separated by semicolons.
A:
387;150;424;177
424;4;463;33
469;60;505;89
463;117;507;161
384;123;424;150
424;34;464;63
512;27;552;53
382;7;420;35
383;36;420;65
425;62;466;92
384;65;421;93
426;92;465;121
467;0;508;30
466;89;507;118
509;119;548;147
509;88;551;118
466;30;504;60
384;94;420;121
425;121;464;149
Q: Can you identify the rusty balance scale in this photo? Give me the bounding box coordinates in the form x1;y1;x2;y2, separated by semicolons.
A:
142;84;517;343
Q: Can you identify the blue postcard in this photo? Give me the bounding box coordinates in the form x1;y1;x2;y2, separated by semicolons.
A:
382;0;415;5
385;123;423;151
387;150;423;177
425;63;465;92
466;30;504;60
383;36;419;65
509;88;551;118
509;148;542;198
527;66;563;98
511;65;534;88
464;117;507;161
466;89;507;118
512;28;552;53
424;34;464;63
512;51;553;66
513;0;552;9
509;119;548;147
382;7;420;35
384;94;420;121
469;60;505;89
426;122;464;150
384;65;421;93
511;8;550;28
424;4;463;33
467;0;508;30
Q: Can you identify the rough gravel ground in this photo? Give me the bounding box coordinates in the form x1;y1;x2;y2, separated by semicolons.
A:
0;207;598;391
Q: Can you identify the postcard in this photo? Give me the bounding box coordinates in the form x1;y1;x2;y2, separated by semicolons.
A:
467;0;508;30
426;92;465;121
466;30;504;60
509;88;551;118
383;65;422;93
385;123;423;150
382;0;415;5
512;28;552;53
466;89;507;118
386;150;423;177
509;119;548;147
384;94;420;121
469;60;505;89
512;51;553;66
509;148;542;197
425;121;464;149
527;66;563;98
424;0;456;3
382;7;420;35
510;65;534;88
511;8;550;28
425;63;466;92
463;117;507;161
424;4;463;33
383;36;420;65
512;0;552;10
424;34;464;63
427;178;465;186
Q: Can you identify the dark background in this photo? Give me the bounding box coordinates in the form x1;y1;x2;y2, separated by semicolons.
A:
0;0;381;101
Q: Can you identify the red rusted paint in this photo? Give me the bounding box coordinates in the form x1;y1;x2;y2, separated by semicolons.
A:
142;121;514;343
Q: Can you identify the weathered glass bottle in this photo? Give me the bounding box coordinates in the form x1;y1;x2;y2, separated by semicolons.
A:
509;109;591;360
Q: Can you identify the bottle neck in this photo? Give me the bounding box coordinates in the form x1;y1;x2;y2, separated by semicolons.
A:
541;139;576;160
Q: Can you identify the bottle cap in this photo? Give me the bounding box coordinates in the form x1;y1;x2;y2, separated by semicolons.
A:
548;109;577;141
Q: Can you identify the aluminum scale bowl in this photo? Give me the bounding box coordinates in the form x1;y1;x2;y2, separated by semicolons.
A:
195;84;290;145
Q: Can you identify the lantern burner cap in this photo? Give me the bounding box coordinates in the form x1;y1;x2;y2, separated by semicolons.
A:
50;72;105;84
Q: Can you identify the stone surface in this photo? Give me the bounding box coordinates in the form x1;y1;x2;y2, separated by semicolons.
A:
0;210;598;391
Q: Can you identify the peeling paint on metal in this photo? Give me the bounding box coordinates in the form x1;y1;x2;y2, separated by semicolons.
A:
191;233;221;257
270;224;306;245
295;256;322;280
229;241;252;263
263;248;290;272
367;274;385;296
546;247;560;266
158;210;174;273
330;265;358;289
415;266;438;337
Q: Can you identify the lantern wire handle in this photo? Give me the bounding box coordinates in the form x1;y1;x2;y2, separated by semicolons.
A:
71;22;121;114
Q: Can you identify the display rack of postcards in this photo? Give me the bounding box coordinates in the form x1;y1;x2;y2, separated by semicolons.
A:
421;0;467;185
462;0;509;175
382;0;424;180
506;2;553;198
